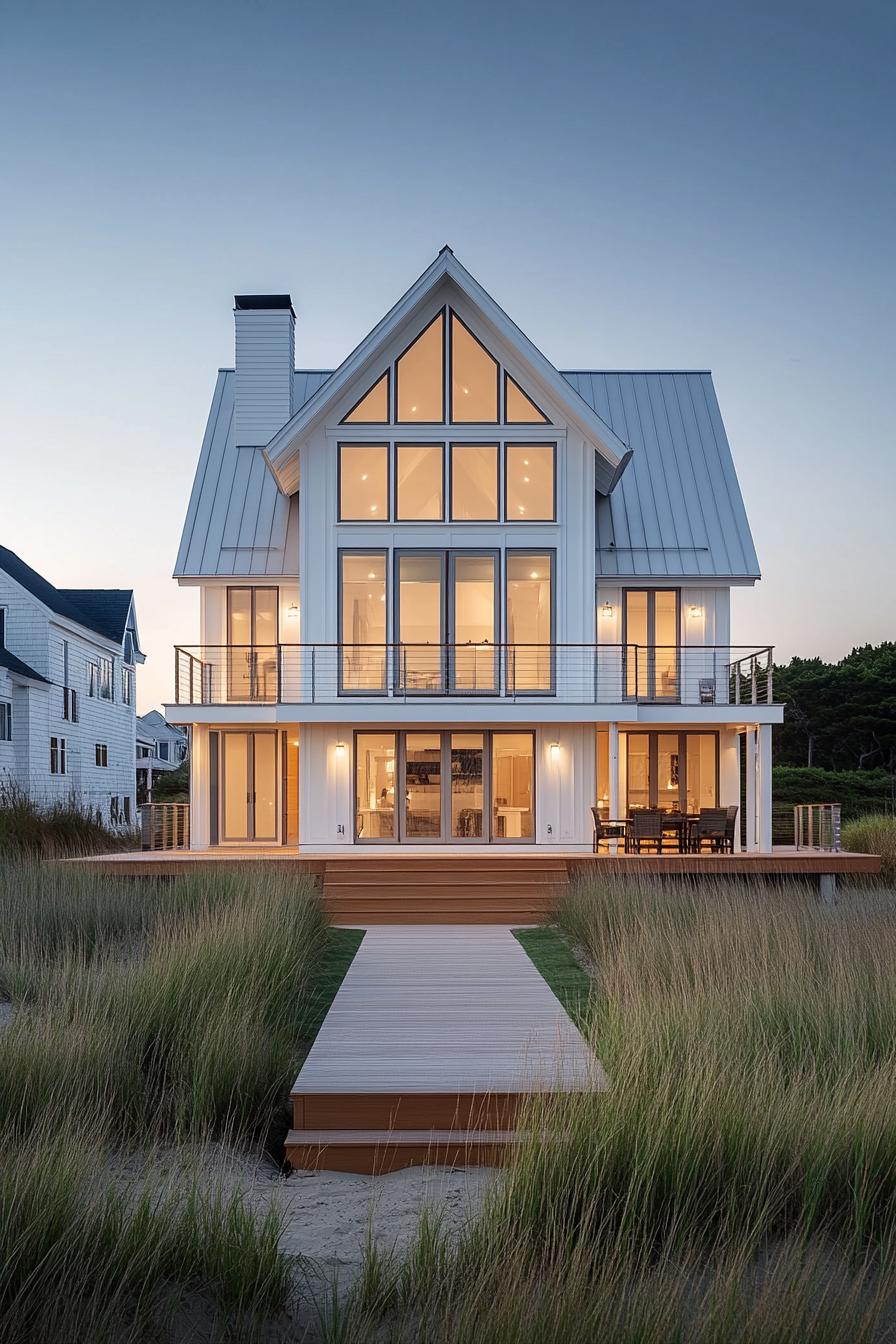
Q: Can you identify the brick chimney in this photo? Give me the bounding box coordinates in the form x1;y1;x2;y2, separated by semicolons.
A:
233;294;295;445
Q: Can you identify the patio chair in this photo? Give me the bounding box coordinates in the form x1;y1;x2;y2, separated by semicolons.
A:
591;807;626;853
699;678;716;704
724;804;739;853
626;810;667;854
692;807;729;853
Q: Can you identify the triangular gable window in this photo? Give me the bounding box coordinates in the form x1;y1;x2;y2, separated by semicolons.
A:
504;372;548;424
450;312;498;422
396;311;444;422
339;306;550;426
341;371;389;424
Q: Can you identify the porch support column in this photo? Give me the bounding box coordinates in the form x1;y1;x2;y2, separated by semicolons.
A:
744;726;758;853
608;722;620;852
733;731;742;852
758;723;773;853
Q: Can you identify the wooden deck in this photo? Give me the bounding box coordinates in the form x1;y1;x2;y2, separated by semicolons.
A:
70;847;882;923
286;925;603;1172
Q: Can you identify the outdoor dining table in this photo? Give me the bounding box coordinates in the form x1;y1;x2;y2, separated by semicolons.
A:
617;812;700;853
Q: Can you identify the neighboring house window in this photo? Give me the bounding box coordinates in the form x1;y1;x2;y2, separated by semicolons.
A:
0;608;6;647
95;744;108;767
0;702;11;741
158;741;170;761
124;630;136;664
63;687;78;722
89;657;114;701
122;667;134;705
50;736;67;775
110;796;120;825
123;797;132;825
137;744;152;759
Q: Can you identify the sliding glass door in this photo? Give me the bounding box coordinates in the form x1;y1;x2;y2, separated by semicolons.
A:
353;730;533;843
624;590;679;700
394;550;498;694
625;731;718;813
227;587;279;701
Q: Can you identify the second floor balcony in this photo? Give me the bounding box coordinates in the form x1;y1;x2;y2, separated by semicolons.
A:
173;643;776;709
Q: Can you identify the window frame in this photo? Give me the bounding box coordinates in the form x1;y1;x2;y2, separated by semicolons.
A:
624;730;719;813
448;310;500;425
95;743;108;768
504;443;557;522
392;549;448;695
337;548;389;697
340;370;391;426
50;736;66;775
503;371;549;424
0;701;11;741
394;309;446;426
337;441;391;522
448;442;500;522
121;666;134;706
394;441;446;522
621;588;682;702
504;548;556;695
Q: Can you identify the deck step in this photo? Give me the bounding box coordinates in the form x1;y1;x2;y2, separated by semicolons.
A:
285;1127;518;1173
292;1089;535;1131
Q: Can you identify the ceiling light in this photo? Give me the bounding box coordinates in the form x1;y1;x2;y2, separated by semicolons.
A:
530;571;539;579
370;504;377;512
518;505;525;514
367;571;376;579
361;473;368;481
523;458;529;465
523;476;530;483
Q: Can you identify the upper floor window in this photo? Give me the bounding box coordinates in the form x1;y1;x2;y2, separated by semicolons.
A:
339;440;555;523
340;306;549;427
122;666;134;706
95;743;109;768
88;657;114;702
0;701;11;741
158;741;170;761
0;608;6;648
50;736;66;774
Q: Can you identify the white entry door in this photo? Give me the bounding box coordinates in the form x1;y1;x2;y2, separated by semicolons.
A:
221;731;278;842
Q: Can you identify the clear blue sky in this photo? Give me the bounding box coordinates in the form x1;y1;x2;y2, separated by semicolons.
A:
1;0;893;712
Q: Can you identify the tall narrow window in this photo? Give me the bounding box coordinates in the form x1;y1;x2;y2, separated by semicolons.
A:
342;371;389;424
50;736;66;775
492;733;534;840
623;590;680;700
340;553;387;692
450;733;485;838
450;313;498;422
404;733;442;838
504;372;548;423
506;553;553;691
450;554;497;692
339;444;389;520
355;732;396;839
0;702;11;741
506;445;555;520
396;443;444;520
450;444;498;521
396;553;444;692
227;587;279;702
396;312;444;422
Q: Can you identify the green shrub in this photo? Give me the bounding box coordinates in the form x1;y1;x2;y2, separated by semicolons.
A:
843;814;896;882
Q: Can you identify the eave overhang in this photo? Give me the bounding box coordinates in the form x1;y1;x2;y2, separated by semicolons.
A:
263;248;630;496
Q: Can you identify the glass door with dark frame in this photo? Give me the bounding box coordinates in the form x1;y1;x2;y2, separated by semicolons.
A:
220;731;279;843
449;553;497;693
623;590;680;701
403;733;443;840
395;553;445;693
394;551;498;696
625;731;719;814
227;587;279;702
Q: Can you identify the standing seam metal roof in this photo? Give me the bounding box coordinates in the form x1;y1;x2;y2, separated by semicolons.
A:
174;368;758;581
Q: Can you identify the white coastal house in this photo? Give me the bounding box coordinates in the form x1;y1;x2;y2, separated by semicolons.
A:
0;547;143;826
166;249;781;852
136;710;189;802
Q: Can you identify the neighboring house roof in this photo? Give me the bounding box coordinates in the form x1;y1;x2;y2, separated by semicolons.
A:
0;647;50;684
0;547;139;645
563;371;760;581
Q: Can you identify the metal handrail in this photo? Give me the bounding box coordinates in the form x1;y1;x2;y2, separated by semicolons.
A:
173;643;778;707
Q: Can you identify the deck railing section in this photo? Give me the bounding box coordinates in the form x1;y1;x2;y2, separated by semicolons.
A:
174;643;777;707
140;802;190;850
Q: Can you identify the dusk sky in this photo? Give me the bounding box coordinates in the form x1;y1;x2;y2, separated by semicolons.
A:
1;0;893;713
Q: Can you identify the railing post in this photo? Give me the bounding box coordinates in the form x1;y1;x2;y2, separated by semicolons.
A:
277;645;282;703
511;646;517;700
175;649;180;704
751;656;758;705
767;649;773;704
310;646;316;703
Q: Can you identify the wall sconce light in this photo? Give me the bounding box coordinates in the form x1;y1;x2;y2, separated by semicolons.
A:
335;741;346;757
689;604;703;619
549;741;560;762
287;602;299;618
601;602;614;619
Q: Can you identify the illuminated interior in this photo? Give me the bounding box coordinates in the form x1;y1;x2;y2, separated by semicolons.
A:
506;445;554;520
355;732;396;838
491;733;534;839
340;553;387;690
396;312;444;422
450;313;498;422
450;443;498;520
339;444;389;520
506;553;552;690
396;443;444;520
624;590;679;698
342;371;389;424
505;372;547;423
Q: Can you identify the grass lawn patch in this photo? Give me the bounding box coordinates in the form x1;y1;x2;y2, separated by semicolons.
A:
296;926;365;1043
512;925;592;1031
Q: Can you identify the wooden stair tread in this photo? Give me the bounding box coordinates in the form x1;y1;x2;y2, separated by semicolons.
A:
286;1128;520;1145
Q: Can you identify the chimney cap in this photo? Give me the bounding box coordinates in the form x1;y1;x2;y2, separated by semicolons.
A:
234;294;295;316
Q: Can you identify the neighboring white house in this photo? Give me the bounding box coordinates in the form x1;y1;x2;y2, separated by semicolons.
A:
165;250;782;851
136;710;189;802
0;547;143;827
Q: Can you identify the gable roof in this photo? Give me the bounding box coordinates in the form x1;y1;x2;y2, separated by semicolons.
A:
0;546;138;646
175;366;758;583
263;248;630;496
0;647;50;685
564;371;760;580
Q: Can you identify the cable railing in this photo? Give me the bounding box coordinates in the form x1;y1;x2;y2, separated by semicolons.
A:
174;643;776;707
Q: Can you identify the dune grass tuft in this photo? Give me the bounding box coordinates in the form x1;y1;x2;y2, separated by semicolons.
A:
844;813;896;882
